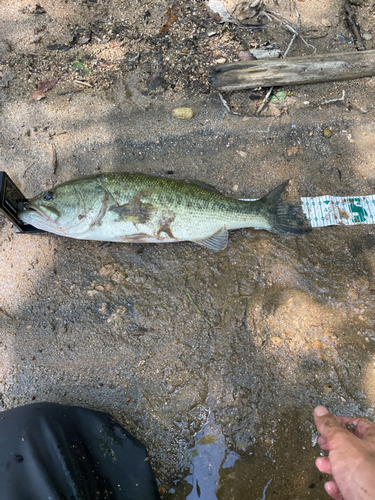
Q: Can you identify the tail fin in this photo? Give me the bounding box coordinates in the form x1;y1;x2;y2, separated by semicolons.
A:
260;180;311;234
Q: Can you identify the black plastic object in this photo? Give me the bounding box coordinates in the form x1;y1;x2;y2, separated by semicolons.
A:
0;171;44;233
0;402;161;500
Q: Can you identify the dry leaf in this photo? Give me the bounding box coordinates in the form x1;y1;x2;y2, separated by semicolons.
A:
160;5;179;33
31;77;59;102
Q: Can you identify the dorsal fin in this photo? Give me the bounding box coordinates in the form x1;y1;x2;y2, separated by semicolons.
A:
185;179;223;195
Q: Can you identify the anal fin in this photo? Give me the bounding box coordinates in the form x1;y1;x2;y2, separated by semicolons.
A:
192;226;228;251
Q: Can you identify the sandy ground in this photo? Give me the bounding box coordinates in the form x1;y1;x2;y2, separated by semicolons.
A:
1;0;375;498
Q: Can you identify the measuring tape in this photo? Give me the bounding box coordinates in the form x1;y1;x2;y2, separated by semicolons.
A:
300;195;375;228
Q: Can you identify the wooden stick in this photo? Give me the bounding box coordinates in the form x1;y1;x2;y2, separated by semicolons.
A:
209;50;375;91
344;2;364;51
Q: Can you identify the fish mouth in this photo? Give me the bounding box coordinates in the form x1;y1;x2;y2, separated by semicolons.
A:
23;204;45;217
18;203;59;222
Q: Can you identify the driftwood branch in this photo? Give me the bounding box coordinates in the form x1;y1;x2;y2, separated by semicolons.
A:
209;50;375;92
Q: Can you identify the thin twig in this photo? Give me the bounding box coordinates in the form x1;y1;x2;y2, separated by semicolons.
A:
49;130;67;139
299;35;317;53
0;307;13;319
255;87;273;116
74;80;93;87
259;10;273;23
23;161;37;178
231;0;239;15
284;33;298;58
251;116;277;134
218;92;244;116
318;90;346;106
238;24;267;30
98;242;112;249
186;290;213;326
266;9;298;30
294;0;301;28
50;144;58;174
255;2;315;116
284;0;300;58
261;9;316;54
344;2;365;51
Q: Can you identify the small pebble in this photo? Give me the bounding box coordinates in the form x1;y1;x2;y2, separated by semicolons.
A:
111;271;126;283
99;264;115;277
321;19;332;27
323;128;332;138
99;303;108;314
363;33;372;41
287;146;298;156
336;34;354;43
206;28;217;37
172;107;194;120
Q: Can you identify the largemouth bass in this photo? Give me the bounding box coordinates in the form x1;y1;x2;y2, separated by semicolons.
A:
18;173;311;251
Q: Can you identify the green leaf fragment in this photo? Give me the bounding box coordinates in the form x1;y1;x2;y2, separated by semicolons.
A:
73;62;85;70
270;90;287;101
276;90;286;100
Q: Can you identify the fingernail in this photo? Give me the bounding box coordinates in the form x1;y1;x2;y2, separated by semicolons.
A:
315;406;329;417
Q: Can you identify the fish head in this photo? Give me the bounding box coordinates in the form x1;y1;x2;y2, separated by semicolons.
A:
18;179;107;236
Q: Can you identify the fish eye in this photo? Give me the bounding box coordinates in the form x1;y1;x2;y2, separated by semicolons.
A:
43;191;55;202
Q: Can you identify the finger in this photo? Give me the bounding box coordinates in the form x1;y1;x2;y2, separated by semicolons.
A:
325;480;343;500
316;456;332;475
317;435;331;450
353;418;375;440
334;416;359;430
334;417;375;440
314;407;348;443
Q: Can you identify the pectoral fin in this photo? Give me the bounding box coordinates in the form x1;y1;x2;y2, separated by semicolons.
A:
192;226;228;251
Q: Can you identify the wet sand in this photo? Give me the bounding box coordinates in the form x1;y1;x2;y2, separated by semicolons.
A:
1;1;375;498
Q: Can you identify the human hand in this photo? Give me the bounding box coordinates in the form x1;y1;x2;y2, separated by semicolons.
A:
314;406;375;500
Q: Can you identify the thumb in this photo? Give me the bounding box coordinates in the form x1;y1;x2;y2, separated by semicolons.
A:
314;406;346;443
